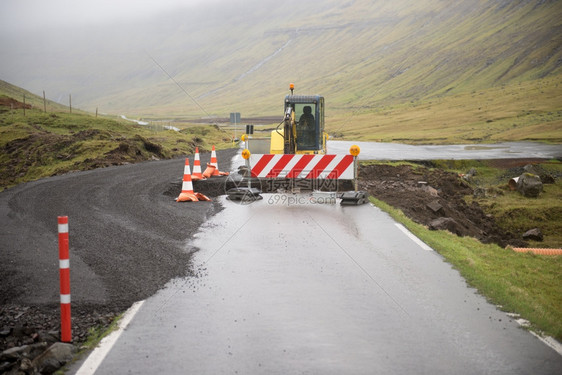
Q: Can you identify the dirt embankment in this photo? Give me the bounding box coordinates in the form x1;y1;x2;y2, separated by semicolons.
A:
0;96;32;110
358;163;527;248
0;127;170;189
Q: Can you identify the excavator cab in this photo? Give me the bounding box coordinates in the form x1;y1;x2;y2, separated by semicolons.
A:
270;86;328;154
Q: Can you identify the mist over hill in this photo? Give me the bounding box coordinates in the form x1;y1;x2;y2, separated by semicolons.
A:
1;0;561;120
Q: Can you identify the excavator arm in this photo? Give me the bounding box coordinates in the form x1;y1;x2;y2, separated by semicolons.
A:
283;106;297;154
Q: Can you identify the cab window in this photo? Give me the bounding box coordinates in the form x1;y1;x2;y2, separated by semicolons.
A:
295;103;317;150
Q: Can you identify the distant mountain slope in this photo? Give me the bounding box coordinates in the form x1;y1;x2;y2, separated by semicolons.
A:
1;0;560;119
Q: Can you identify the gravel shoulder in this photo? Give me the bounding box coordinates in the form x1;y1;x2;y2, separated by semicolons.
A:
0;149;239;353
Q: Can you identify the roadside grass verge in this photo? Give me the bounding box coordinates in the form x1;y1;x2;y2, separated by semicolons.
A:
328;77;562;144
0;108;232;190
369;196;562;341
55;313;124;375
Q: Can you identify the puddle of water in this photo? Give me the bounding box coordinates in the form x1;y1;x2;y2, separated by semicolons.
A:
464;145;508;150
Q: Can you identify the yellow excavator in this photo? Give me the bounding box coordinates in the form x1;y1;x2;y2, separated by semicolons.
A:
269;83;329;154
231;84;366;205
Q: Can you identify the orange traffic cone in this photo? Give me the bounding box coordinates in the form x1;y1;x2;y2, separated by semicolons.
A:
210;145;220;176
209;145;229;176
203;163;216;178
192;147;204;181
177;159;198;202
176;158;211;202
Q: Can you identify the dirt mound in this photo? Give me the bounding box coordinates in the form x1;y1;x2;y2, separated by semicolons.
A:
0;96;32;110
359;164;526;248
0;131;170;189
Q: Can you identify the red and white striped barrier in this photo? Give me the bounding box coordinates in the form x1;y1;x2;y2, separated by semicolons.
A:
249;154;355;179
58;216;71;342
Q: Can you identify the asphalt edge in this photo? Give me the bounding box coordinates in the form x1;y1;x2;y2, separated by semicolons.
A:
73;300;145;375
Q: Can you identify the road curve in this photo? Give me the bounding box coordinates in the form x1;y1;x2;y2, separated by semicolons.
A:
75;195;562;374
0;149;238;308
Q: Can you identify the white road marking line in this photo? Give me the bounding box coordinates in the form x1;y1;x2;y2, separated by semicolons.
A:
514;317;562;356
394;220;561;356
529;332;562;356
76;300;145;375
394;223;433;251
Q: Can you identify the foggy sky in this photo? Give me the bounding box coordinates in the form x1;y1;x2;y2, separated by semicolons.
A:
0;0;219;32
0;0;293;111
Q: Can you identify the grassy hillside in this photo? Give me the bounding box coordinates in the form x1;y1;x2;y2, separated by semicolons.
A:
114;0;562;119
329;76;562;143
1;0;561;142
0;80;72;114
0;87;232;190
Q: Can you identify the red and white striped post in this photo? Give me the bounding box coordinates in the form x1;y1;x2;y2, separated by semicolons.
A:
58;216;71;342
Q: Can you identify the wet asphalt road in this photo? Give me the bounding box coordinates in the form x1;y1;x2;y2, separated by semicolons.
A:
4;141;558;373
328;140;562;160
74;195;562;374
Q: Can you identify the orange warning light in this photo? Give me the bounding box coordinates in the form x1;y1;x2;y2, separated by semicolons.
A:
349;145;360;157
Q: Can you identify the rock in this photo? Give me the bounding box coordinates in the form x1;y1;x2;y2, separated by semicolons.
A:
0;342;49;363
19;357;33;372
0;345;28;361
522;164;556;184
522;228;543;242
461;168;477;182
31;342;75;374
11;327;27;338
523;164;538;175
473;187;487;197
426;200;443;213
0;327;11;337
0;361;14;373
25;343;49;360
429;217;462;235
423;185;439;196
516;173;543;197
540;173;555;184
35;331;59;345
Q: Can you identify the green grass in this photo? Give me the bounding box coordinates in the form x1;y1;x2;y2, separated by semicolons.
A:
369;196;562;341
80;316;121;350
55;312;124;374
328;77;562;144
477;183;562;249
0;106;232;190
